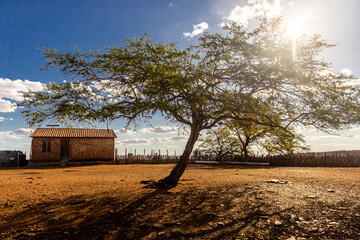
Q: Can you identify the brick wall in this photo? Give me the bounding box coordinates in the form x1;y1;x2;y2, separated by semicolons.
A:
31;137;114;162
70;138;114;161
31;138;61;162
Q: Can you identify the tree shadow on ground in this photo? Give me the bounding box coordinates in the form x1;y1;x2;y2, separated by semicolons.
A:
1;183;359;239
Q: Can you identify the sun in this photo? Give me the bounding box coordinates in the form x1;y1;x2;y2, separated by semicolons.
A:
286;11;312;59
286;11;312;40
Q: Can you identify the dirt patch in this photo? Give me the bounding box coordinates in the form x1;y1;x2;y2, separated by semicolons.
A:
0;164;359;239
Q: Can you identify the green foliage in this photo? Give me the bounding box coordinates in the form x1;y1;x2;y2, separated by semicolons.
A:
198;127;242;161
227;121;270;158
21;18;360;133
197;18;360;132
260;128;310;155
199;122;309;158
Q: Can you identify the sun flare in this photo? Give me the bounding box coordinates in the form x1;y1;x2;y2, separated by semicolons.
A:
286;11;312;59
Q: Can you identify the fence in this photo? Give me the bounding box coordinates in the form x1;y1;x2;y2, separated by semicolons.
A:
115;154;183;164
269;152;360;167
115;148;360;167
194;154;268;163
193;151;360;167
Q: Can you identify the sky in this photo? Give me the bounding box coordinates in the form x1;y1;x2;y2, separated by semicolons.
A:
1;0;360;157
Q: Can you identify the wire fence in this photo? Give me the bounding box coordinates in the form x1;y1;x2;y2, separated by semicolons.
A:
115;154;182;164
114;148;185;164
115;148;360;167
194;151;360;167
269;151;360;167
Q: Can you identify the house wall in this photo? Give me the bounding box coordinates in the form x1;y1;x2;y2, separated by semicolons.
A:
70;138;114;161
31;138;61;162
31;137;114;162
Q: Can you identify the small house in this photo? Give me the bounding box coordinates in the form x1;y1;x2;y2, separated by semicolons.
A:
30;128;117;165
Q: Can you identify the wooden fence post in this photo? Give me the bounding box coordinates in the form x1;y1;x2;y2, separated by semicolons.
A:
128;153;133;164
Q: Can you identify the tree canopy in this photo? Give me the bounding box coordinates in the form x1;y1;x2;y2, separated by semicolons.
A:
198;122;309;161
198;127;243;162
21;18;360;187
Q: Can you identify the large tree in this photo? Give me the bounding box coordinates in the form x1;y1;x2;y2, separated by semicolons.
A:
21;18;360;188
22;35;230;187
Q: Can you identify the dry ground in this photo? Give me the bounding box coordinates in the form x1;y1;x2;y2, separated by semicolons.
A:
0;164;359;239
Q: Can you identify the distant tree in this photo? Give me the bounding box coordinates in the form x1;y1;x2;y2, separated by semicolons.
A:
199;121;305;159
261;129;310;155
227;121;270;160
198;127;242;162
21;18;360;188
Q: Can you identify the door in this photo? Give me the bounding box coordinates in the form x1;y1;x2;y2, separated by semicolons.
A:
61;140;70;161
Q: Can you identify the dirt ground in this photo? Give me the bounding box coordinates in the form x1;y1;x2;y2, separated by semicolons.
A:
0;164;359;240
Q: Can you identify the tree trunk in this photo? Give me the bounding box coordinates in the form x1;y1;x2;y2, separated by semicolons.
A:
157;124;201;188
243;137;250;161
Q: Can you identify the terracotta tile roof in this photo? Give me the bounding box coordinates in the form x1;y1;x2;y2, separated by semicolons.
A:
30;128;117;138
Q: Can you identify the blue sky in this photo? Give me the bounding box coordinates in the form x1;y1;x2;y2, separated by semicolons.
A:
1;0;360;156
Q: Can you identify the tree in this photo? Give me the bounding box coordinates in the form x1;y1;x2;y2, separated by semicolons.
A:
199;121;307;159
261;129;310;155
227;121;270;160
199;122;270;161
22;35;230;187
198;127;242;162
21;18;360;188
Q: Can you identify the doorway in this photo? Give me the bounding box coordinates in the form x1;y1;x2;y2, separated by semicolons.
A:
61;140;70;161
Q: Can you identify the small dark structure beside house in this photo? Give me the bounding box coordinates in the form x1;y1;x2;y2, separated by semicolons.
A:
0;150;27;167
30;128;117;166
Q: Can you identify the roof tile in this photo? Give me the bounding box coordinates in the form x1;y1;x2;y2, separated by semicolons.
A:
30;128;117;138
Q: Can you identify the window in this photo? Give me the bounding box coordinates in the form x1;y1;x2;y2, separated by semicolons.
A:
42;141;51;153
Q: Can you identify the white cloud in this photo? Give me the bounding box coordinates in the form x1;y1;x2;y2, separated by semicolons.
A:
183;22;209;38
318;143;358;148
319;69;333;76
169;136;187;141
219;22;230;28
160;145;177;149
140;126;179;134
340;68;352;76
0;99;15;112
115;128;136;136
304;134;360;141
0;78;43;101
0;116;14;122
0;78;43;112
225;5;255;26
117;138;151;145
224;0;283;26
0;128;32;139
116;135;187;146
345;79;360;86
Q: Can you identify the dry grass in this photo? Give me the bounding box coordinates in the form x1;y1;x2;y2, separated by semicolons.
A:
1;164;359;239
